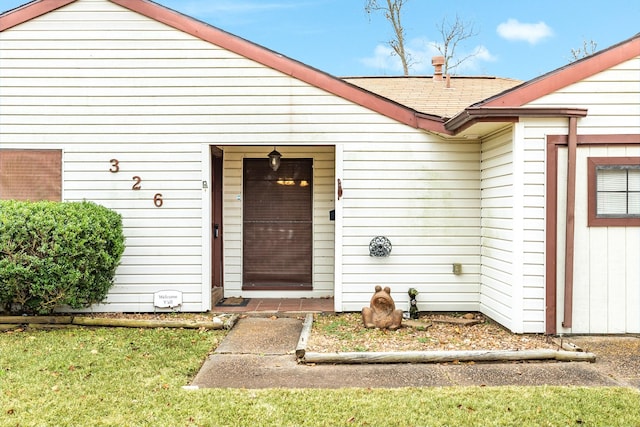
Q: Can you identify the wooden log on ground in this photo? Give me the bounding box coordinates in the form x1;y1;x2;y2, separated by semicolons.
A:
303;349;596;364
555;350;596;362
223;314;240;330
72;317;225;329
296;313;314;359
0;316;73;324
0;324;21;331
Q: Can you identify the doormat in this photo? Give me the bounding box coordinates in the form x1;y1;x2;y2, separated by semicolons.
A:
215;297;250;307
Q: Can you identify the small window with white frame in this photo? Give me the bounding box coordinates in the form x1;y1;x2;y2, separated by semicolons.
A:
588;157;640;226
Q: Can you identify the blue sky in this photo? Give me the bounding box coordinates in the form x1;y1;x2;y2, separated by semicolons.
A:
2;0;639;81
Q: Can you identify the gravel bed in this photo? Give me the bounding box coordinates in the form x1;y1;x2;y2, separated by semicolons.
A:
307;313;558;353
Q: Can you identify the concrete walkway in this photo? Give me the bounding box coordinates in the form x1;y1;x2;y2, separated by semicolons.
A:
191;317;640;389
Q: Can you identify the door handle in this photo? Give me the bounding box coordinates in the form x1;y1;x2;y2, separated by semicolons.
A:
214;224;219;238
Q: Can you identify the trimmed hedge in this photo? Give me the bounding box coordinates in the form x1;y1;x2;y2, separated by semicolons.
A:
0;200;125;314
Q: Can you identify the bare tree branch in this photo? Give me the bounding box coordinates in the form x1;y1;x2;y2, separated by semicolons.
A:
432;14;479;75
569;39;598;62
365;0;412;75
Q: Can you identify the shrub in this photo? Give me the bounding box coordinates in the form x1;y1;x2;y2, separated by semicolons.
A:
0;200;125;314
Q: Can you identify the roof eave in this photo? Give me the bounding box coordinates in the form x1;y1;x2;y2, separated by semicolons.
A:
445;107;589;134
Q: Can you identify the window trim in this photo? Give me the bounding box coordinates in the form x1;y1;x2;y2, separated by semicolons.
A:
0;149;62;202
588;156;640;226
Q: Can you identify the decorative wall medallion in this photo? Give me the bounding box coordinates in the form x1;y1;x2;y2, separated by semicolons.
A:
369;236;392;257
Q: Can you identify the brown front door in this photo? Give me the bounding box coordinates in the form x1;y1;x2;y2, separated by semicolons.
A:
242;158;313;290
211;148;224;297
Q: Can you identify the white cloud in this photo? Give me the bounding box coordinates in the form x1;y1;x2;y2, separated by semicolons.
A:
405;38;443;73
360;44;403;73
452;45;497;74
496;19;553;44
359;38;441;74
360;38;496;75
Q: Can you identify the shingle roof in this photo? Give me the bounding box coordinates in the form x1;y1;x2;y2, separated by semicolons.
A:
343;76;523;119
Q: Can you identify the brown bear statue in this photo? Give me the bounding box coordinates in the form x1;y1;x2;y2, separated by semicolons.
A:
362;285;403;330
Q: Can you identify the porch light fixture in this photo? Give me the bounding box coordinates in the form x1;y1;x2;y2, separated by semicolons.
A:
268;146;282;171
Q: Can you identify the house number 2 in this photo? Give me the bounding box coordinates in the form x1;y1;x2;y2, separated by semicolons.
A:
109;159;163;207
131;176;142;190
132;176;142;190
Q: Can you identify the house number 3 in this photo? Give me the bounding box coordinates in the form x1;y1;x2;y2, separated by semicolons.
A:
108;159;163;207
109;159;120;173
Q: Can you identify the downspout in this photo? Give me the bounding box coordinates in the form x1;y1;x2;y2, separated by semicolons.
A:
562;117;578;328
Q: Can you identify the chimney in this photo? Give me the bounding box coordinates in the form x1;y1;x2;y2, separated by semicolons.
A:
432;56;445;81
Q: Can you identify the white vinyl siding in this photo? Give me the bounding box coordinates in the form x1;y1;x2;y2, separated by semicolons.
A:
556;145;640;334
524;56;640;334
526;58;640;135
480;121;557;334
340;140;481;313
4;0;479;312
480;129;514;330
518;122;549;333
0;1;216;311
7;0;634;331
510;118;585;334
0;0;337;310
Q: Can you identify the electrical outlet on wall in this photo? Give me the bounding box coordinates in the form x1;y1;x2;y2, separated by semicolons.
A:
452;263;462;275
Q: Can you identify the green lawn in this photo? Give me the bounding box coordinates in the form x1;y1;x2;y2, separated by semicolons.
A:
1;327;639;426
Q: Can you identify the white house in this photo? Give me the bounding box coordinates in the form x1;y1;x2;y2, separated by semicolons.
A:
1;0;638;334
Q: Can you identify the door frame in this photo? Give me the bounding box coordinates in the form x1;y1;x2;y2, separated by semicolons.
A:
211;147;224;303
203;145;339;304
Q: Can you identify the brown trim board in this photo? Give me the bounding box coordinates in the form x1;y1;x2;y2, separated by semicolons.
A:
445;107;587;134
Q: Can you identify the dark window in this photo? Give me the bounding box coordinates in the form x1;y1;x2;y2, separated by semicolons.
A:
0;149;62;201
588;157;640;226
242;158;313;290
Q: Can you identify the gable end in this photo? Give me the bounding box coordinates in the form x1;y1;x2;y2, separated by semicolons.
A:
481;34;640;107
